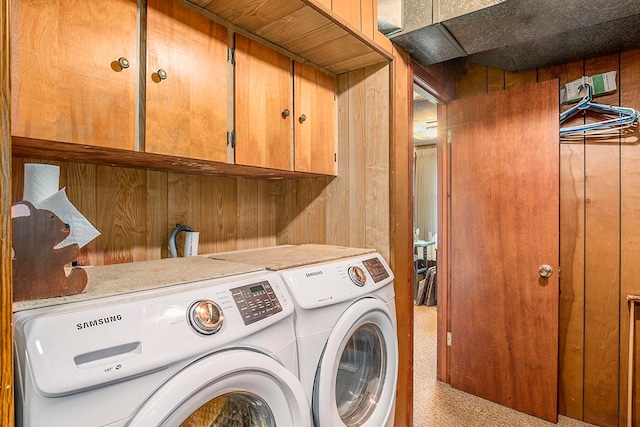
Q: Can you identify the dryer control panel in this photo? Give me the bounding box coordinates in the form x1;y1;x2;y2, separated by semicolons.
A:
280;252;395;310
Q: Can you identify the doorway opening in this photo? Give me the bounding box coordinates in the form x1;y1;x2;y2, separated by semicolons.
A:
412;78;439;425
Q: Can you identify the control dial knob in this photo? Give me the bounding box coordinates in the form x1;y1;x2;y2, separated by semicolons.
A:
348;266;367;287
188;300;224;335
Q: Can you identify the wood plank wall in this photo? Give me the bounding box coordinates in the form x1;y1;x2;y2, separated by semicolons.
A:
1;0;14;424
450;49;640;427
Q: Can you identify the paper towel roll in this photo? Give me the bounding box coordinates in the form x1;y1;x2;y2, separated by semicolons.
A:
23;164;60;203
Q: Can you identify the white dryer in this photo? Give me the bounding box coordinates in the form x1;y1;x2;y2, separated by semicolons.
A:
13;269;310;427
209;245;399;427
280;252;398;427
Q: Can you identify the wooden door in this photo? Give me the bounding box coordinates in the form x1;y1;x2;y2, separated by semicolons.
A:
11;0;137;149
293;62;336;175
448;79;560;422
146;0;228;162
234;34;292;171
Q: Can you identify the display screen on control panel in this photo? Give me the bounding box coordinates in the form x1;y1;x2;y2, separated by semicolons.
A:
362;257;389;283
230;280;283;325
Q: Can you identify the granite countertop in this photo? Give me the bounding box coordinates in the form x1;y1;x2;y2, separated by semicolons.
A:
13;256;263;312
208;244;376;270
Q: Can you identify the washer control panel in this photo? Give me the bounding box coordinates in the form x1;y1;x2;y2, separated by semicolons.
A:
230;280;283;325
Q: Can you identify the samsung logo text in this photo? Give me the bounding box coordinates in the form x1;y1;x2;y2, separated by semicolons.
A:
77;315;123;330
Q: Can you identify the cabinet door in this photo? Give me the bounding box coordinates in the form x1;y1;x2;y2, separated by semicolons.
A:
294;62;336;175
11;0;137;149
146;0;228;162
234;34;293;171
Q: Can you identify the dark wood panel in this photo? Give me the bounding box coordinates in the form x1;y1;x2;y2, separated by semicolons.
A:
436;103;449;383
582;53;621;427
455;61;488;99
538;60;586;420
619;49;640;427
1;0;13;421
505;69;536;89
487;67;504;92
392;46;413;427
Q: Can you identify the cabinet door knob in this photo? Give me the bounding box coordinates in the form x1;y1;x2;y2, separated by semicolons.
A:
299;114;307;123
282;109;290;119
118;57;130;69
157;69;168;80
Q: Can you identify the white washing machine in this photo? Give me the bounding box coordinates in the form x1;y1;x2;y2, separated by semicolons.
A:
209;245;398;427
13;269;311;427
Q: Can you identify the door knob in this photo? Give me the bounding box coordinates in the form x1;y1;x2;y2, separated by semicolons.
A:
539;265;553;278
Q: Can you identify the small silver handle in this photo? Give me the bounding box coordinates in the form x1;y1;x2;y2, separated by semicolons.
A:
157;69;167;80
282;109;290;119
539;265;553;278
299;114;307;123
118;57;130;69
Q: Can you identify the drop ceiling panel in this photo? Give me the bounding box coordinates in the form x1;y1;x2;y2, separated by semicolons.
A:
445;0;640;55
468;13;640;72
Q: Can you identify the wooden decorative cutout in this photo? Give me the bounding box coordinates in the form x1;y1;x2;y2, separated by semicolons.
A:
12;201;87;302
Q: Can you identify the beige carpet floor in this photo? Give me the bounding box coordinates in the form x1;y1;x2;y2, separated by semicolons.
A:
413;306;597;427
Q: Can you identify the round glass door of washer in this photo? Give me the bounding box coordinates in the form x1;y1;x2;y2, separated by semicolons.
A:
180;391;274;427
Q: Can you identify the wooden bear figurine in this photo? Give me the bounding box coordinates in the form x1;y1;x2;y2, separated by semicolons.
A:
12;201;88;301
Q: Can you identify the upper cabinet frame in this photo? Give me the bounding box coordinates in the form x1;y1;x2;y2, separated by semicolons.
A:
182;0;393;74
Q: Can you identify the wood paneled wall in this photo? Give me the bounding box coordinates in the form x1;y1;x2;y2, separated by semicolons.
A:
1;0;14;424
451;49;640;427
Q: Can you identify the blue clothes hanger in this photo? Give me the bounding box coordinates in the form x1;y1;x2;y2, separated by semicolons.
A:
559;82;639;138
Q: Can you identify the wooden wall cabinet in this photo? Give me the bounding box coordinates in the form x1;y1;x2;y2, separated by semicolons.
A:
235;35;336;175
145;0;228;163
293;62;337;175
11;0;138;150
